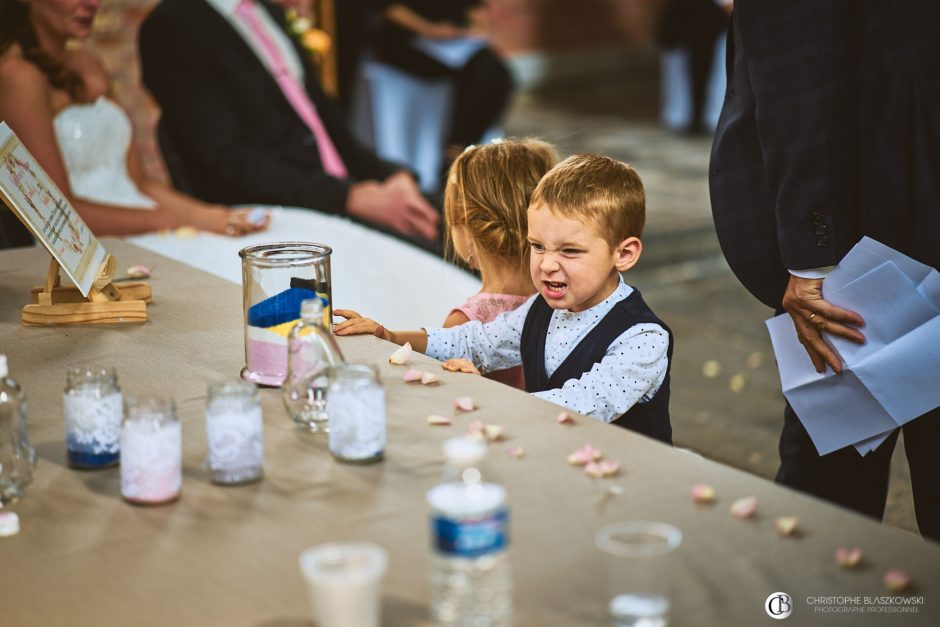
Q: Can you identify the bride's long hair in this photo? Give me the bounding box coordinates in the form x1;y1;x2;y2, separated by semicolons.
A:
0;0;84;98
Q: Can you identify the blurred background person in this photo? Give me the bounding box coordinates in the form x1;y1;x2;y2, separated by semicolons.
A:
0;0;266;249
369;0;514;174
138;0;440;250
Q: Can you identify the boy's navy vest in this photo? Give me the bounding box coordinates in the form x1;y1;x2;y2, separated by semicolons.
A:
520;290;673;444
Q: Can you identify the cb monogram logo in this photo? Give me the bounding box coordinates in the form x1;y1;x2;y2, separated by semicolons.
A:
765;592;793;619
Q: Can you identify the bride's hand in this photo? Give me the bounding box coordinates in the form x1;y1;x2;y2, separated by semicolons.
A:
223;207;270;236
182;206;270;236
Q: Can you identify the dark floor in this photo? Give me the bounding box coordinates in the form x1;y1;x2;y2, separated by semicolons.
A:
502;79;918;536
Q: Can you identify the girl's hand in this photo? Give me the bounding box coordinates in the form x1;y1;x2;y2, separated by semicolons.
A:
334;309;389;340
442;358;481;376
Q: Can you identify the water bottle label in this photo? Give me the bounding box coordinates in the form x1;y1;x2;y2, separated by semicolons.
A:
432;509;508;557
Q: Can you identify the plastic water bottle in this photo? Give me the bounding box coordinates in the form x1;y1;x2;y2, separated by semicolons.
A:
0;355;36;505
427;438;512;626
283;298;344;432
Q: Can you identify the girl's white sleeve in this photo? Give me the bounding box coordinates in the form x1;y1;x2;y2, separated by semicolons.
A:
424;295;537;372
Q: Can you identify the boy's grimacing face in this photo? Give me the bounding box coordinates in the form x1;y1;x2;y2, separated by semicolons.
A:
527;204;641;312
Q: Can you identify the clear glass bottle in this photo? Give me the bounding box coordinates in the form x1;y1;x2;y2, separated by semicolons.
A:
326;364;386;463
206;380;264;485
64;366;123;468
283;298;345;432
0;355;36;505
427;438;512;627
120;396;182;505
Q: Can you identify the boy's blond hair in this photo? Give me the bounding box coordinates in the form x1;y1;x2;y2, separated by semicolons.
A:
444;138;559;271
529;154;646;246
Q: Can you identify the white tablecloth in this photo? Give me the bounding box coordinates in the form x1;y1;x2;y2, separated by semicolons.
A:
129;206;480;329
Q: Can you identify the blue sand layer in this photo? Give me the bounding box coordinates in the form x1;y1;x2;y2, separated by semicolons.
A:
68;448;119;468
247;287;319;328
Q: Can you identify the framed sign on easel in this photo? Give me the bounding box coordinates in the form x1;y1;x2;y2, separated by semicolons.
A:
0;122;151;325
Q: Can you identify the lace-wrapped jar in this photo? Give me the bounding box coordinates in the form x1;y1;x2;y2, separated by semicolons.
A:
120;397;182;505
206;380;264;485
326;364;385;463
64;366;123;468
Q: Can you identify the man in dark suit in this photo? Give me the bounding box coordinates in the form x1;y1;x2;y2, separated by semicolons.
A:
710;0;940;540
138;0;438;246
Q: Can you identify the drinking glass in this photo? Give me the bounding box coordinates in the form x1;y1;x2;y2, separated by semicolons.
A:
594;521;683;627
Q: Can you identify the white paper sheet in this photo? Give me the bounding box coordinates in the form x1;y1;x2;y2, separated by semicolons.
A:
766;238;940;456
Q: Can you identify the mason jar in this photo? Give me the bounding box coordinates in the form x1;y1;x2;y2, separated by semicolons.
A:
120;397;182;505
205;380;264;485
327;364;386;463
239;242;333;387
64;366;123;468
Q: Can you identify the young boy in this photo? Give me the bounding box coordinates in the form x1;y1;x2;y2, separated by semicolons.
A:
335;154;673;443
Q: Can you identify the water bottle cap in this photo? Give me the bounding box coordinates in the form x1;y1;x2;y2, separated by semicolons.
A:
443;437;486;467
300;298;324;318
0;354;7;378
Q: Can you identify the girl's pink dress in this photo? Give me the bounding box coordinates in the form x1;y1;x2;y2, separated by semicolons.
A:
451;292;531;390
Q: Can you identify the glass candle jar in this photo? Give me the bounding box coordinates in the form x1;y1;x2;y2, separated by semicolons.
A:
120;397;182;505
239;242;333;387
327;364;385;463
206;380;264;485
64;366;123;468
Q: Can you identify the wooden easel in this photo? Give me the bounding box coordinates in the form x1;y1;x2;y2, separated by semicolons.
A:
22;253;151;326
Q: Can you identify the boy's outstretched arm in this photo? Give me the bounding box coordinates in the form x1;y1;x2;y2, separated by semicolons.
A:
333;309;429;353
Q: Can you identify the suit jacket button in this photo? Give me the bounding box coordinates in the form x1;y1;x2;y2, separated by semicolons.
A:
302;134;316;146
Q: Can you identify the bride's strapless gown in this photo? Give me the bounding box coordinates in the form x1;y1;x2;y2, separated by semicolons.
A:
54;97;156;209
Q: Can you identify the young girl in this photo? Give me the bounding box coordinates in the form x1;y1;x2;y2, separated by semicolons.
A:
336;138;557;389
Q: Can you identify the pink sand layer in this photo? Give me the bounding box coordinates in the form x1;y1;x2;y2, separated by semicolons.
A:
245;338;288;386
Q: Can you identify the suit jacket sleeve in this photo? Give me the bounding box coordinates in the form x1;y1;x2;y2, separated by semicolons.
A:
734;0;859;269
139;6;398;213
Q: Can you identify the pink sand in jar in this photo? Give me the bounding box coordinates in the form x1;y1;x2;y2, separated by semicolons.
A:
120;420;182;505
244;326;289;386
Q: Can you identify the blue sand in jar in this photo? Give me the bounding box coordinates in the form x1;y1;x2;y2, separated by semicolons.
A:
247;287;319;328
67;447;119;468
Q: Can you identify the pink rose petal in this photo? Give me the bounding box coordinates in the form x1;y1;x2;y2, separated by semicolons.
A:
454;396;476;412
691;484;716;504
389;342;412;365
834;547;863;569
507;446;524;459
402;369;424;383
557;411;576;425
420;371;440;385
774;516;799;537
729;496;758;519
584;460;619;478
567;444;603;466
482;424;505;442
426;414;451;426
126;264;151;279
466;420;485;441
883;569;911;592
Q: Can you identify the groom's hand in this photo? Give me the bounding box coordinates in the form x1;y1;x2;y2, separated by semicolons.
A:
782;275;865;374
346;175;439;242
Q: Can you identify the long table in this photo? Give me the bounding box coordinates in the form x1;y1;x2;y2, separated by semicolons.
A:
1;240;937;626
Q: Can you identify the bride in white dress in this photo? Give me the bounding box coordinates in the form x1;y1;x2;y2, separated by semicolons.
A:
0;0;479;325
0;0;266;238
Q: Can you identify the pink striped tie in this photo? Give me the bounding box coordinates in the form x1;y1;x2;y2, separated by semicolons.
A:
235;0;348;178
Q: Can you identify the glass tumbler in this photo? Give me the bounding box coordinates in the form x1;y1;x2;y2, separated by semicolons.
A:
594;521;683;627
205;380;264;485
120;397;182;505
64;366;123;468
239;242;333;387
327;364;386;463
